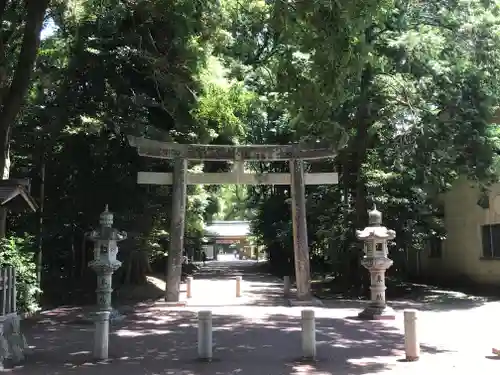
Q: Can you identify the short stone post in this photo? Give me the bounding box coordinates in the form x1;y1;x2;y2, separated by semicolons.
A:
301;309;316;360
87;205;127;360
404;309;419;361
284;276;291;296
93;311;110;360
356;205;396;320
186;276;193;299
235;276;242;298
198;310;212;361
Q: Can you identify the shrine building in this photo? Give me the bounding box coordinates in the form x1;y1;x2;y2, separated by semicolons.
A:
202;221;255;260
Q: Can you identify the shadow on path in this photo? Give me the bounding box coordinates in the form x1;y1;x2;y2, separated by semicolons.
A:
14;261;474;375
189;260;286;307
315;281;491;312
13;307;449;375
320;295;488;312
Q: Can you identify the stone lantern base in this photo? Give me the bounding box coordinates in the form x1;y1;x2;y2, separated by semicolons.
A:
358;304;396;320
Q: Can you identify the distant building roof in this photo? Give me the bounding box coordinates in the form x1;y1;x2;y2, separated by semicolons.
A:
204;221;250;238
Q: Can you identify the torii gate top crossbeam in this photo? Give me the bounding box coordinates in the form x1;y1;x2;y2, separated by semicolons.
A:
128;136;337;161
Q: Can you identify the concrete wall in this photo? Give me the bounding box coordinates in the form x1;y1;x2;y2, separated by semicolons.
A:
420;178;500;285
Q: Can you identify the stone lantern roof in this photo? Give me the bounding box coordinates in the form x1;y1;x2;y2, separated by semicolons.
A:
356;205;396;241
86;205;127;242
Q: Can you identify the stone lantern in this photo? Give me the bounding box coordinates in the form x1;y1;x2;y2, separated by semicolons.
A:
86;205;127;359
356;205;396;320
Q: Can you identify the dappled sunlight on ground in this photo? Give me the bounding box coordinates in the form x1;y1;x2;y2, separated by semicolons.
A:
17;305;449;374
11;260;500;374
313;277;492;312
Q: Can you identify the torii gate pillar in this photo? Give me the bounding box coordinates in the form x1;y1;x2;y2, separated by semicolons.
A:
290;159;311;300
165;158;187;302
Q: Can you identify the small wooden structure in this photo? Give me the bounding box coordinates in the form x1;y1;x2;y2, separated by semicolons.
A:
0;179;35;368
0;179;37;212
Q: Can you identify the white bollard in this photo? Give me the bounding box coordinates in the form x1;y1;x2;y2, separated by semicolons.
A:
284;276;291;296
186;276;193;299
235;276;242;298
404;309;419;361
93;311;111;360
198;310;213;361
301;309;316;360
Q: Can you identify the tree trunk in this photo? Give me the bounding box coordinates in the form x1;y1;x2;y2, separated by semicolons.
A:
345;63;374;288
124;250;133;285
0;0;49;237
35;156;45;301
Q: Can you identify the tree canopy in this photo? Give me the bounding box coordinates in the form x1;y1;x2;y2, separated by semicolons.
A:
2;0;500;309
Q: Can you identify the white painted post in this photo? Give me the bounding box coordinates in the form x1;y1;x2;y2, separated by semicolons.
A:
404;309;419;361
186;276;193;299
301;309;316;359
93;311;111;360
197;310;212;360
235;276;242;298
284;276;291;296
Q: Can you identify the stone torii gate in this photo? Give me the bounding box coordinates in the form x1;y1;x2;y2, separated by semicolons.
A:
128;136;339;302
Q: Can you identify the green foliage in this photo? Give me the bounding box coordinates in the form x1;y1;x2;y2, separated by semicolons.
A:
4;0;500;307
194;81;256;139
212;185;254;221
226;0;500;283
0;236;39;313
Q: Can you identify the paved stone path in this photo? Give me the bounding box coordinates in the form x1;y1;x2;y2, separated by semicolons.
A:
9;260;500;374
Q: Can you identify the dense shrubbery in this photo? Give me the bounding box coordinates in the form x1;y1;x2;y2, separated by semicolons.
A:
0;236;39;313
1;0;499;309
